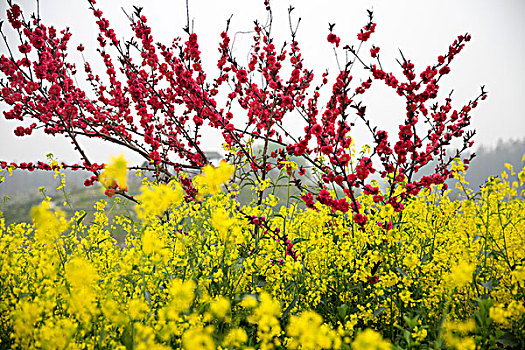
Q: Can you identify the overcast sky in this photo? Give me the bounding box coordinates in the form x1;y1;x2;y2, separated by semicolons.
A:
0;0;523;164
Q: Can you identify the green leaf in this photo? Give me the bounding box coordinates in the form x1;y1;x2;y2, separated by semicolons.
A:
76;211;87;225
498;333;519;347
337;304;348;320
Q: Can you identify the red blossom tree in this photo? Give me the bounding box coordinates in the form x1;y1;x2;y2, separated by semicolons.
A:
0;0;486;226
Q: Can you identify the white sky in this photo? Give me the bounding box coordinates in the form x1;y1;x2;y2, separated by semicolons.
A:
0;0;524;165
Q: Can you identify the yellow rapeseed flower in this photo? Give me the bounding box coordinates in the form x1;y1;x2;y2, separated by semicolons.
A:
489;301;525;327
351;329;391;350
240;295;259;309
183;326;215;350
448;260;475;289
167;279;196;315
64;256;100;323
209;296;230;319
30;200;68;243
287;310;340;349
128;298;148;321
65;256;99;289
511;265;525;284
222;328;248;348
99;153;128;190
136;181;184;220
194;161;235;199
210;207;235;242
489;304;507;324
37;318;77;350
247;292;282;349
11;300;43;348
442;319;476;350
142;227;165;256
518;169;525;186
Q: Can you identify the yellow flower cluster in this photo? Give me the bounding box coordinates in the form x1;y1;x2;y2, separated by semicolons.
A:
30;200;68;243
351;329;391;350
0;159;524;348
136;181;184;220
286;311;341;349
246;293;282;349
447;259;475;289
193;161;235;199
489;300;525;327
442;319;476;350
99;153;128;190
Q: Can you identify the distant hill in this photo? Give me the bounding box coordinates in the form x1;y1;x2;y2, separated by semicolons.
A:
0;168;141;227
0;168;90;201
464;138;525;191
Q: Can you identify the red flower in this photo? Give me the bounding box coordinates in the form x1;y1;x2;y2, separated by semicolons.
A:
370;46;380;58
327;33;340;47
236;69;248;83
10;4;21;18
439;66;450;75
353;213;368;226
18;44;31;54
49;84;61;96
311;124;322;136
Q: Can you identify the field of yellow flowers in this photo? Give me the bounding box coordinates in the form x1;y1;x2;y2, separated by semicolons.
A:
0;158;524;349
